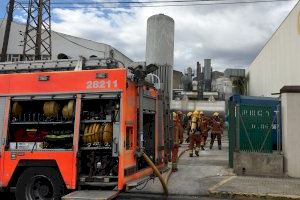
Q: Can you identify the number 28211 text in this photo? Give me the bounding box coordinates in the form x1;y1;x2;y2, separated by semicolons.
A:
86;80;118;89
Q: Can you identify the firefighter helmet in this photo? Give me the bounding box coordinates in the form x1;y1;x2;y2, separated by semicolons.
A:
173;112;178;120
193;111;199;116
213;112;219;117
176;111;183;116
187;112;193;117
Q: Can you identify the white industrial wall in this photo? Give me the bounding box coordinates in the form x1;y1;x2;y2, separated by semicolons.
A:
281;91;300;177
247;2;300;97
0;20;133;67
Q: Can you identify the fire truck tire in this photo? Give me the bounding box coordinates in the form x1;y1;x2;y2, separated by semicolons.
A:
15;167;65;200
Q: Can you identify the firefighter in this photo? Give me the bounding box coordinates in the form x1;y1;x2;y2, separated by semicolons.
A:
185;112;193;143
210;112;224;150
199;111;210;150
176;111;184;144
172;112;180;172
188;111;201;157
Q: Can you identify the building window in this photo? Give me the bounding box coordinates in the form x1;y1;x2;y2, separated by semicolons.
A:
7;54;11;62
11;54;20;62
42;55;50;60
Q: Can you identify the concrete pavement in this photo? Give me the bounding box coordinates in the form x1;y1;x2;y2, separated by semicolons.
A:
126;133;234;198
127;133;300;200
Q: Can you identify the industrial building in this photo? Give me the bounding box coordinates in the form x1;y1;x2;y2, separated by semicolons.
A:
247;1;300;97
172;59;233;101
0;19;133;66
146;14;174;100
173;70;184;89
245;1;300;179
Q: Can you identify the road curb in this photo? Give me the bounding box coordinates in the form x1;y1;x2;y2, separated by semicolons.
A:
208;175;300;200
209;190;300;200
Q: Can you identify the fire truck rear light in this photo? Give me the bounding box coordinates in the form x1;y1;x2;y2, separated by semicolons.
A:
96;73;107;79
38;75;50;81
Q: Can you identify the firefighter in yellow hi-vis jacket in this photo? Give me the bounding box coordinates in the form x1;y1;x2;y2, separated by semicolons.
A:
188;111;201;157
185;112;193;143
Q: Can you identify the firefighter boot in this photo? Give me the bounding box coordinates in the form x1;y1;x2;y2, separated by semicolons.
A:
200;142;205;150
195;147;200;157
218;145;222;150
172;163;178;172
189;149;193;157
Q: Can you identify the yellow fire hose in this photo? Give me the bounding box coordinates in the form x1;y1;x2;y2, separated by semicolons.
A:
141;147;189;196
142;152;169;196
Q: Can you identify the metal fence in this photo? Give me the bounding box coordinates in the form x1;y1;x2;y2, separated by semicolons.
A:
238;104;273;153
228;101;280;167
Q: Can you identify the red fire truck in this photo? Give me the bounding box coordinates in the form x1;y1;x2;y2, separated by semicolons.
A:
0;58;171;200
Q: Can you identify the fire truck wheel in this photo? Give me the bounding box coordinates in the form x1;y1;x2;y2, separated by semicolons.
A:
15;167;65;200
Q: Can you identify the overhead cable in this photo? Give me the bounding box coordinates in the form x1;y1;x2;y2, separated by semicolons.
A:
18;0;294;4
16;0;295;9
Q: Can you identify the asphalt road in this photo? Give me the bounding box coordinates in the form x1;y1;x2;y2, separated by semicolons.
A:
117;192;228;199
0;191;227;200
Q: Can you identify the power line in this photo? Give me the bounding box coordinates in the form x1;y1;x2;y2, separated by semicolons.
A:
1;0;15;62
0;1;9;31
55;32;105;54
17;0;294;4
16;0;296;9
0;12;7;30
19;0;242;4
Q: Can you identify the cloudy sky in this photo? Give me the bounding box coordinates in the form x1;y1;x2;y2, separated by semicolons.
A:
0;0;298;71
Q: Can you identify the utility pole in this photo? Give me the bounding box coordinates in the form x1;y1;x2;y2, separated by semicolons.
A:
23;0;52;61
0;0;15;62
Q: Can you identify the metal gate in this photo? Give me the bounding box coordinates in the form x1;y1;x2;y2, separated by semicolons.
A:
238;104;273;153
228;101;280;167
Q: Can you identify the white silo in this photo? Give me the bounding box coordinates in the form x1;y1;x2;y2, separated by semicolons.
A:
146;14;175;99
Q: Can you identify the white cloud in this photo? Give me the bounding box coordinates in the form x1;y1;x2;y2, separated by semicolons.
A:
51;1;298;72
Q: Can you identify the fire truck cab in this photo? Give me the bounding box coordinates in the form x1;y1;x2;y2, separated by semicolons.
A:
0;59;169;200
